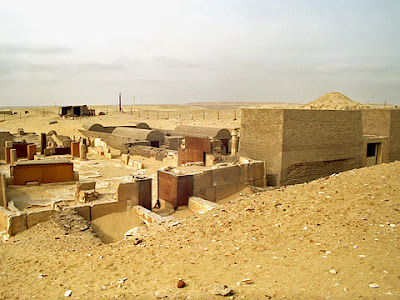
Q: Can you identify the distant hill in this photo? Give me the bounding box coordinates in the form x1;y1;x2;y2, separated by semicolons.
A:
300;92;372;110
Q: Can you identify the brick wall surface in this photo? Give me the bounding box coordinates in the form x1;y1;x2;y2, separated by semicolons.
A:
240;108;364;186
281;109;363;185
239;109;284;185
362;109;391;136
389;110;400;161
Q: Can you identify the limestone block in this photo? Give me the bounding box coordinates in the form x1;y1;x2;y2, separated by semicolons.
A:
132;205;168;224
254;178;267;187
76;181;96;191
0;174;7;207
10;149;17;164
73;171;79;181
248;161;264;181
212;165;241;186
43;148;51;156
79;143;87;160
105;152;114;159
71;205;91;221
26;209;53;228
9;212;27;236
189;196;219;214
117;182;139;209
90;201;124;220
215;183;239;201
121;154;130;165
133;161;144;169
193;170;213;191
239;163;250;183
0;206;11;231
193;186;216;202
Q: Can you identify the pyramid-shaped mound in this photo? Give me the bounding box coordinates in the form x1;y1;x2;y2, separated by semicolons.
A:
300;92;372;110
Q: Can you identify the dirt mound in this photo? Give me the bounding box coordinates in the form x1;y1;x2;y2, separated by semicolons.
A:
301;92;372;110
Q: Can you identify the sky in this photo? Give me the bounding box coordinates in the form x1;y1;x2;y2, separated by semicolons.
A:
0;0;399;106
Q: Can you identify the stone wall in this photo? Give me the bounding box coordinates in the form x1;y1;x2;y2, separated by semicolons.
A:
0;130;13;160
159;161;266;207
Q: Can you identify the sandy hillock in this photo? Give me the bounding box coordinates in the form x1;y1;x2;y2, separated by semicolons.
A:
301;92;372;110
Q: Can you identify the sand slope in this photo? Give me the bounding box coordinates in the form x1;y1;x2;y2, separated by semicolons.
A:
0;162;399;299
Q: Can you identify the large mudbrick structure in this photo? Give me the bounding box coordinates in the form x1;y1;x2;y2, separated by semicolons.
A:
240;109;364;186
362;109;400;163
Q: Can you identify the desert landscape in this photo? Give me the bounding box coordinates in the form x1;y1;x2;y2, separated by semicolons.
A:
0;95;399;299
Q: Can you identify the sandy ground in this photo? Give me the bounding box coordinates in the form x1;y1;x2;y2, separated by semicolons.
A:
0;104;399;298
0;162;398;299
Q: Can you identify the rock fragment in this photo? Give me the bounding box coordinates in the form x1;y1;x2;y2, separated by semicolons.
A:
177;278;185;288
214;285;233;296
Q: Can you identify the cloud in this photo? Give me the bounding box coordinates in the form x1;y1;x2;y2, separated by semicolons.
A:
0;43;73;55
316;62;400;73
153;56;206;69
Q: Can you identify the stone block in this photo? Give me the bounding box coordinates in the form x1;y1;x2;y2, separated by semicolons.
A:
193;170;213;191
73;171;79;181
0;174;7;207
71;205;91;221
44;148;51;156
215;183;239;201
193;186;216;202
117;182;139;209
76;181;96;191
239;163;250;183
70;141;80;157
0;206;11;232
121;154;130;165
26;209;53;228
189;196;219;214
132;206;170;224
27;144;37;160
254;178;267;187
212;165;241;186
9;212;27;236
248;161;264;181
90;201;124;220
105;152;114;159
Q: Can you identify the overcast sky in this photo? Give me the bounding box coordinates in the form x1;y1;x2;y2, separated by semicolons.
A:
0;1;399;106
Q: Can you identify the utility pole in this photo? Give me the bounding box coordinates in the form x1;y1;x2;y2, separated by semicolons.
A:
133;96;135;112
119;93;122;112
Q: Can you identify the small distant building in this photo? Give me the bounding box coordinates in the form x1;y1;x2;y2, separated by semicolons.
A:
59;105;94;117
173;125;232;154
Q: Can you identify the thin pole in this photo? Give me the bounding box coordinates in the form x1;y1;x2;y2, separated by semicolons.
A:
119;93;122;112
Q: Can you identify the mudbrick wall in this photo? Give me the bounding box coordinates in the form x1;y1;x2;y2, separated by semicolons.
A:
240;108;364;186
389;110;400;162
362;109;400;162
239;109;284;185
281;109;363;185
